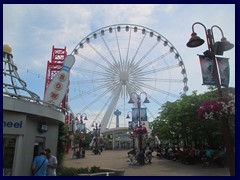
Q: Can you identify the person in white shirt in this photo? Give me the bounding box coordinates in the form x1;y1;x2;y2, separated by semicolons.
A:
45;148;58;176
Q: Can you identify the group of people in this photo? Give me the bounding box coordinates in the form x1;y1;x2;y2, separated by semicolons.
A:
31;148;58;176
127;147;153;165
156;144;226;167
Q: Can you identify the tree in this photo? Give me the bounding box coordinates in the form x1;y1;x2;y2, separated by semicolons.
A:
150;88;235;149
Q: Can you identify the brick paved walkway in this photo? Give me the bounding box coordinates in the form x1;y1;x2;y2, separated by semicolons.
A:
63;149;230;176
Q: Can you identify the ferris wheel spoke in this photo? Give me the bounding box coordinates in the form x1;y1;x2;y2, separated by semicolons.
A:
100;82;123;130
100;35;120;70
69;79;115;101
71;77;117;85
77;53;117;75
147;95;163;107
131;51;171;75
137;81;180;99
88;43;119;73
77;85;116;113
134;64;180;77
72;67;114;77
134;41;159;68
89;95;113;126
114;28;123;71
128;33;147;71
126;28;132;66
137;77;185;83
125;81;142;94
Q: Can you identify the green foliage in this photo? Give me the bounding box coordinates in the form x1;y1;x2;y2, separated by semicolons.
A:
73;131;92;150
89;166;101;173
56;165;101;176
152;88;235;149
57;123;68;166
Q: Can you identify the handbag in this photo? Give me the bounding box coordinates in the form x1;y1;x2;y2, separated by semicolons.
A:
32;158;47;176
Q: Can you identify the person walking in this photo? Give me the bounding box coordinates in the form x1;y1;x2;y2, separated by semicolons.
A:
31;150;48;176
45;148;58;176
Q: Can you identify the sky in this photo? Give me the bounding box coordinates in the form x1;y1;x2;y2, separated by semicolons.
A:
3;4;235;129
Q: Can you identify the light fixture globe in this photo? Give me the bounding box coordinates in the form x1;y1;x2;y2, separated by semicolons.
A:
3;44;12;54
220;37;234;51
214;37;234;55
186;32;205;48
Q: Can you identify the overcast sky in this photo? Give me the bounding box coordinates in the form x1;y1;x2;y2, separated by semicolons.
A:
3;4;235;127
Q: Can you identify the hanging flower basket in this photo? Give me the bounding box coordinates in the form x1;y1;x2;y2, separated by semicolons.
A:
133;126;147;135
198;97;235;121
129;132;135;139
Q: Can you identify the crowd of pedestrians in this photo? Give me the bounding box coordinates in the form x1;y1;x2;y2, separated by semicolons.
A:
126;143;226;169
127;146;153;165
155;144;226;167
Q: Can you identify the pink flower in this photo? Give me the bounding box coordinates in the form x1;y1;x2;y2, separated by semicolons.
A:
133;126;148;135
198;96;235;120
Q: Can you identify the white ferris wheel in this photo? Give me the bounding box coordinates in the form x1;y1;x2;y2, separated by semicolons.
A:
69;24;188;131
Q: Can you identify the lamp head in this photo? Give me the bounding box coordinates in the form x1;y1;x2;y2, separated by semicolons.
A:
221;37;234;51
84;116;88;120
143;97;150;103
186;32;205;48
126;114;130;119
128;97;135;104
214;37;234;55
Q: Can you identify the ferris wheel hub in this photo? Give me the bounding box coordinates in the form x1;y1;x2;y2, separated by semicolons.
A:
119;71;129;85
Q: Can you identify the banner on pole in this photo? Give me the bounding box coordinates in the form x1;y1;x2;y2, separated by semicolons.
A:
131;108;148;122
216;57;230;87
198;55;216;85
77;123;86;132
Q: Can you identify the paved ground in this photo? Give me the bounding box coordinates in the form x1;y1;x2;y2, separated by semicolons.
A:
63;149;230;176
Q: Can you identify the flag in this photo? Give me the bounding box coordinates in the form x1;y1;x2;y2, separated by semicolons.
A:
216;57;230;87
132;108;148;122
198;55;216;85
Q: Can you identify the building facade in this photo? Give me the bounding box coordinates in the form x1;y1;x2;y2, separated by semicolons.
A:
3;95;65;176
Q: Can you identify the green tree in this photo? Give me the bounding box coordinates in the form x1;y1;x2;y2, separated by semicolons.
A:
151;88;235;149
57;123;68;166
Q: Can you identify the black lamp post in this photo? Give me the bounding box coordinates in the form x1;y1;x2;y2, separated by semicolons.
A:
186;22;235;176
75;113;88;158
75;113;88;132
92;122;101;155
128;92;150;151
126;111;135;149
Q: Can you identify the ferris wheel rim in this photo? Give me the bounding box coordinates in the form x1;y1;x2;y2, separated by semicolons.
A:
69;23;188;131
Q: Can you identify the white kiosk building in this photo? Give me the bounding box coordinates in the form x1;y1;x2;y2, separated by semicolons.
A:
3;44;65;176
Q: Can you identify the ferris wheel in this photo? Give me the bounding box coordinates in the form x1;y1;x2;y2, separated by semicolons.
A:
69;24;188;131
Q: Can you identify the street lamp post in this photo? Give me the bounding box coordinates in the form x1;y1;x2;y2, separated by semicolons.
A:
76;113;88;124
128;92;150;164
126;111;136;149
74;113;88;158
186;22;235;176
92;122;101;155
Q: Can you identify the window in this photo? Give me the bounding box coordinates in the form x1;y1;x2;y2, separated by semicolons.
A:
3;137;16;176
